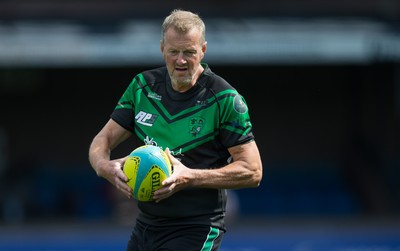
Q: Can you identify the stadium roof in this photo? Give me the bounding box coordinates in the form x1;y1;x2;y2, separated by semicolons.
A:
1;18;399;67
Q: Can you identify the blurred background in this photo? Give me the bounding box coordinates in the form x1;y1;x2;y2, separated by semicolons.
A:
0;1;400;250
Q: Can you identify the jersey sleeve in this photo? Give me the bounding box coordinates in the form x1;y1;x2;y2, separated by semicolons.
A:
219;91;254;147
110;76;139;133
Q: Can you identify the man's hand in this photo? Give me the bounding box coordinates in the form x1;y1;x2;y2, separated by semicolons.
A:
153;148;192;202
97;156;132;199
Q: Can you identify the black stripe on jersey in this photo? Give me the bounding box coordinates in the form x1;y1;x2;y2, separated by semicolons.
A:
221;119;251;131
175;131;219;150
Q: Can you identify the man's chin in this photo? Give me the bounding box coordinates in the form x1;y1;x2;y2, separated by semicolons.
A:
172;76;191;85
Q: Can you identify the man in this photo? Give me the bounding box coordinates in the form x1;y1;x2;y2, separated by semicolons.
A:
89;9;263;251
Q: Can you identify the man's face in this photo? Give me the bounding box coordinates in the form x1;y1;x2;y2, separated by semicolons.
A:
161;27;207;92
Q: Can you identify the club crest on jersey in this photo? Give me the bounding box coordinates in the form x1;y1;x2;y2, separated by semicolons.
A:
189;116;205;136
135;111;158;126
233;94;248;114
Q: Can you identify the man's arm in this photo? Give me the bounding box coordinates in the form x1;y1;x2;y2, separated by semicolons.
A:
88;119;133;198
153;141;263;202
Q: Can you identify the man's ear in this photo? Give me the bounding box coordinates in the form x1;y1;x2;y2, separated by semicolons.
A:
160;40;164;53
200;41;207;60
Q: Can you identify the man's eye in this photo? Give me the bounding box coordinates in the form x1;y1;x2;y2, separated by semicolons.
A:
185;51;195;56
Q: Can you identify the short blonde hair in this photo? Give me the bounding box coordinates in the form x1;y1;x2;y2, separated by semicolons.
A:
161;9;206;44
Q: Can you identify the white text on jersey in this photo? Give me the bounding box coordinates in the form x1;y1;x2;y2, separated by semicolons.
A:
135;111;158;126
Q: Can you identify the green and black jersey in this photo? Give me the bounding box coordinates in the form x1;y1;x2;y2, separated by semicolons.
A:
111;63;254;230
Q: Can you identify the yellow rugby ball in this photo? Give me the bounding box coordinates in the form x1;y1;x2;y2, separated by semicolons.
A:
123;145;172;202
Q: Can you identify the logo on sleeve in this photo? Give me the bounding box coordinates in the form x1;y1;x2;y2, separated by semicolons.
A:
135;111;158;126
233;94;248;114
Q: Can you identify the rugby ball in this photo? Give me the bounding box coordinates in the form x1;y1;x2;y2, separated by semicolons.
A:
123;145;172;202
